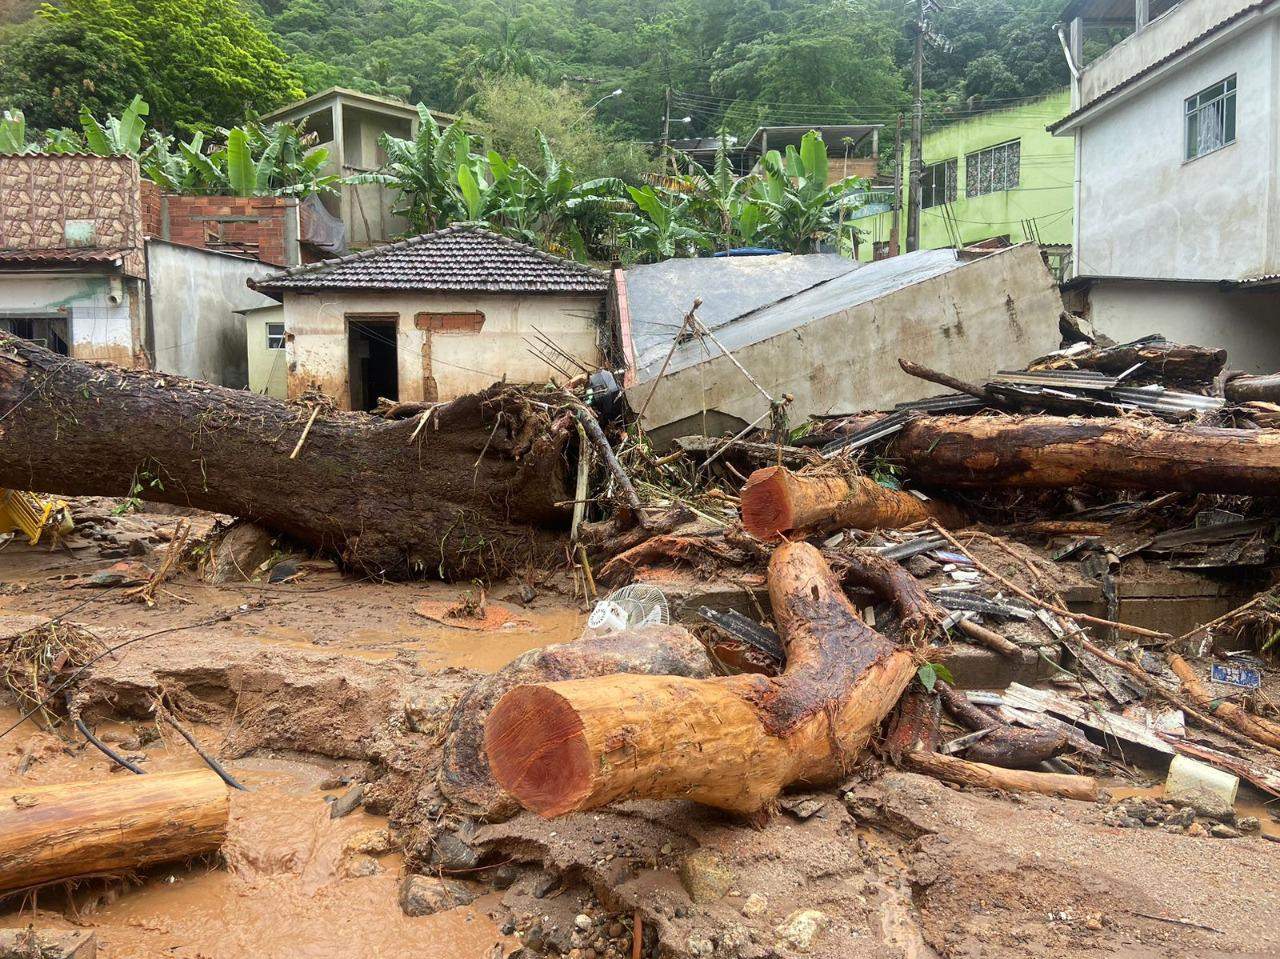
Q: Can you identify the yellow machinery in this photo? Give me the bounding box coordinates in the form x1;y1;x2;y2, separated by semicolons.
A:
0;489;73;545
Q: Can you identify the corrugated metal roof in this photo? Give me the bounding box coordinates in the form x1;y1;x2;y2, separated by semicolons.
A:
251;225;608;296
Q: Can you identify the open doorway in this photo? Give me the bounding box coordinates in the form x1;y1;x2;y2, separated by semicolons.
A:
347;315;398;411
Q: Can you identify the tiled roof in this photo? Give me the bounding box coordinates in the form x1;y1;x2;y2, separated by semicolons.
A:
251;225;608;296
0;247;126;267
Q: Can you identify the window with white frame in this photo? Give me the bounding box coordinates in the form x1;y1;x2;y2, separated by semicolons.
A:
266;321;285;350
1185;75;1236;160
965;140;1020;198
921;159;957;208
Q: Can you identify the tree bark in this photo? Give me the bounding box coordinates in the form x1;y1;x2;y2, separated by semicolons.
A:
1046;342;1227;380
937;681;1071;768
740;466;963;540
903;750;1099;801
885;415;1280;497
484;542;920;817
0;769;228;895
0;338;572;579
1225;373;1280;404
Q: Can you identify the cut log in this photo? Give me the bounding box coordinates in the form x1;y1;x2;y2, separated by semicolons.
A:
0;337;571;579
1044;341;1227;381
903;750;1099;801
0;769;228;895
484;542;920;817
1168;655;1280;750
885;415;1280;497
884;689;941;763
740;466;963;540
439;624;713;820
937;681;1071;769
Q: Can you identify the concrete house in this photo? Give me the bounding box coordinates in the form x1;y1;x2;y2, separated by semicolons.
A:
860;90;1074;271
1051;0;1280;370
612;244;1065;441
259;88;456;249
250;225;608;410
0;153;278;383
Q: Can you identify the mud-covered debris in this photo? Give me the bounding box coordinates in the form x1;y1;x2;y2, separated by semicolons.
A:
1210;823;1243;839
431;831;481;873
774;909;829;953
329;783;364;819
398;874;478;916
679;848;735;904
345;827;396;856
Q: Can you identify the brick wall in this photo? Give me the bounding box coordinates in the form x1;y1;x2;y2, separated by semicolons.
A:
141;190;296;266
0;154;146;277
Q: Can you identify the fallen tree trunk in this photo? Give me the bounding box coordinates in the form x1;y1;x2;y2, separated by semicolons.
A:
884;415;1280;497
0;769;228;895
740;466;963;540
485;542;920;817
1044;341;1227;380
903;750;1100;801
0;338;572;579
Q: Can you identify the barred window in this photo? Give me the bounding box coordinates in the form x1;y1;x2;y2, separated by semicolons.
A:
965;140;1020;198
921;159;957;208
1185;76;1236;160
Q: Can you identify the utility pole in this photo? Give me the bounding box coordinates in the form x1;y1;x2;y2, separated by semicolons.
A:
889;113;903;257
661;86;673;166
906;0;923;253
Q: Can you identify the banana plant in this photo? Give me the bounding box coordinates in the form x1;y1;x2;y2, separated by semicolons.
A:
679;135;764;253
79;95;149;157
0;109;28;154
752;130;867;254
620;184;710;262
346;105;471;233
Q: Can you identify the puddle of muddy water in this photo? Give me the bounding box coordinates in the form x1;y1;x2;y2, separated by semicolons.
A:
0;714;513;959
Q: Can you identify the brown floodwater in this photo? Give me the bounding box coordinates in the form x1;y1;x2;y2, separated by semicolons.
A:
0;713;514;958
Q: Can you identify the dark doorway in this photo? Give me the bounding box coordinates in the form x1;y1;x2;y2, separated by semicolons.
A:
1;314;70;355
347;317;399;411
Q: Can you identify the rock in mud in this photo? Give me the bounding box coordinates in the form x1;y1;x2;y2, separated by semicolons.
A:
398;875;478;917
774;909;828;953
346;828;396;856
741;893;769;918
329;783;364;819
680;849;735;904
431;831;481;873
343;854;383;878
1167;788;1235;823
0;928;97;958
199;520;276;584
1187;821;1208;837
1238;816;1261;833
489;863;519;890
438;624;713;820
1210;823;1242;839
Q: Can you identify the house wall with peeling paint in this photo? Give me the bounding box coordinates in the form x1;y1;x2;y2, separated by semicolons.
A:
280;291;603;409
0;273;139;366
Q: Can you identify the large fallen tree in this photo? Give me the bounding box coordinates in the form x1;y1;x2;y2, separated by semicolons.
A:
880;414;1280;496
0;337;575;579
484;541;922;817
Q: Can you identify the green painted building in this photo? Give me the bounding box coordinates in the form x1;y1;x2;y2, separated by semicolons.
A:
857;89;1073;268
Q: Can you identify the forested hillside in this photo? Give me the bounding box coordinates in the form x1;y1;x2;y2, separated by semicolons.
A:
2;0;1071;139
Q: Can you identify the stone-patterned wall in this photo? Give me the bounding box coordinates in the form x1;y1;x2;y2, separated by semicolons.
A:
0;154;145;277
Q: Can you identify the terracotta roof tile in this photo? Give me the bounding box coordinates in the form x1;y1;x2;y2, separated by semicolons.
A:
252;225;608;296
0;247;126;267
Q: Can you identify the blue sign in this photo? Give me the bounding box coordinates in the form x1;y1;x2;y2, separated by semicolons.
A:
1210;663;1262;689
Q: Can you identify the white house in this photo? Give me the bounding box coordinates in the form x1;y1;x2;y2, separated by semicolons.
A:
250;226;607;410
1051;0;1280;371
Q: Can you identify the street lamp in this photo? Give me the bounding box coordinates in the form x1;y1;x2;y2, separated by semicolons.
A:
570;88;623;128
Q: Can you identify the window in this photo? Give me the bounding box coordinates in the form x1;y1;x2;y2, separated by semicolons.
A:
414;311;485;333
965;140;1020;198
1185;76;1236;160
266;321;285;350
921;159;957;208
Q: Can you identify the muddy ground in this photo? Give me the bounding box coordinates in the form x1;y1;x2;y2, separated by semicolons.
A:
2;499;1280;959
